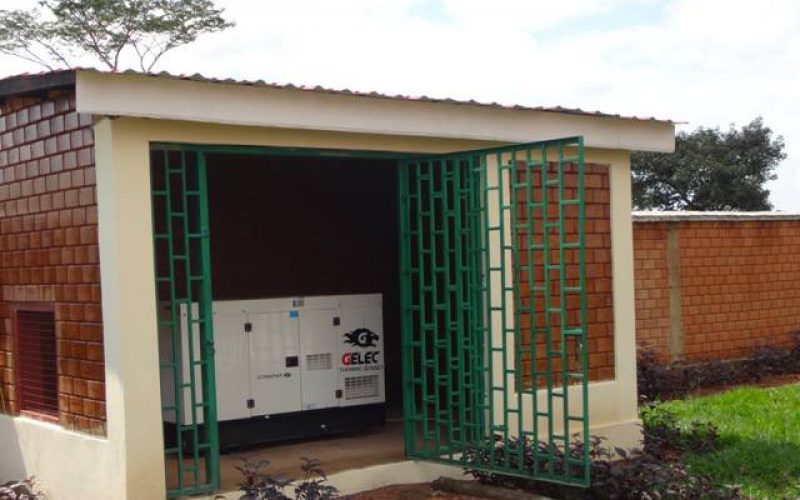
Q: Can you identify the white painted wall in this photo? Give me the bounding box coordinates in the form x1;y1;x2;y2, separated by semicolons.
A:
0;415;122;500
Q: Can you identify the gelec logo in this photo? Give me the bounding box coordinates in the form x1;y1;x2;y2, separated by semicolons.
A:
343;328;380;348
341;351;380;365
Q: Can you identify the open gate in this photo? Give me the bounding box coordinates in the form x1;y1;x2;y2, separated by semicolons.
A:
147;136;589;496
398;136;591;486
150;148;220;497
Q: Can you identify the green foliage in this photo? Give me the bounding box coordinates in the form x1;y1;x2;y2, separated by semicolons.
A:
0;0;233;71
641;404;719;459
463;434;739;499
637;333;800;402
632;118;786;211
656;385;800;498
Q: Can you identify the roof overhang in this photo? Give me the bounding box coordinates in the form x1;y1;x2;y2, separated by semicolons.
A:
77;70;675;153
4;69;675;153
0;70;75;100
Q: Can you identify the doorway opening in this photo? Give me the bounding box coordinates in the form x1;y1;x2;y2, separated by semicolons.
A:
207;153;404;489
152;147;407;496
150;137;594;498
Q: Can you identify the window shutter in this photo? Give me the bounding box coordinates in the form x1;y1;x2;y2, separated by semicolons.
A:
16;310;58;416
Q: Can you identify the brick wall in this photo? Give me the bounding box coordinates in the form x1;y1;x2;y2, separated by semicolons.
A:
518;163;615;385
633;215;800;364
0;93;105;435
633;222;670;363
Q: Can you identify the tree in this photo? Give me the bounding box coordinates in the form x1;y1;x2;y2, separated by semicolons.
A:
0;0;233;72
632;118;786;211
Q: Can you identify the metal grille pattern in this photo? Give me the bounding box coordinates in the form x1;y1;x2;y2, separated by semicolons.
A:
16;310;58;416
307;353;333;371
398;137;590;486
345;374;380;400
151;148;219;497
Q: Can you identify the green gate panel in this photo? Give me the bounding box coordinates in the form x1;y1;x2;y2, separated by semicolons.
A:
398;137;590;486
150;148;220;497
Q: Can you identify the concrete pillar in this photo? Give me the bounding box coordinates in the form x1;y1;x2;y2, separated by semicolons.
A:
94;117;167;500
666;223;685;362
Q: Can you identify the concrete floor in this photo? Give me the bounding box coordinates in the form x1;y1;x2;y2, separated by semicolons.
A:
219;421;405;490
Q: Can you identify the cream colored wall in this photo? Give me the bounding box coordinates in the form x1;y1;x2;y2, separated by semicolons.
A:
94;118;167;500
482;148;638;442
0;415;120;500
89;117;638;499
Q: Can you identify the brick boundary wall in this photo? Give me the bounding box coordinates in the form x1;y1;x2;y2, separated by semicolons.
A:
633;212;800;364
0;93;105;435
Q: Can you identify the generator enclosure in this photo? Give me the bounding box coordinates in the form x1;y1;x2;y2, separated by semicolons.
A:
161;294;386;447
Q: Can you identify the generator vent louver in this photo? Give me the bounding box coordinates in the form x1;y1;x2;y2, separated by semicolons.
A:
345;374;380;400
306;353;332;370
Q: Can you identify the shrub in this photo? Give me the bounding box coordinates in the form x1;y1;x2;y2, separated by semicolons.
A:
463;412;735;500
235;458;292;500
0;478;43;500
295;457;338;500
637;332;800;402
233;457;337;500
641;404;718;460
464;435;738;499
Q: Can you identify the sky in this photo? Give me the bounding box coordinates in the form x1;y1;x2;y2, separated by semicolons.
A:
1;0;798;210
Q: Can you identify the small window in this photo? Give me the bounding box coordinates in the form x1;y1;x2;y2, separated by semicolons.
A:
15;307;58;418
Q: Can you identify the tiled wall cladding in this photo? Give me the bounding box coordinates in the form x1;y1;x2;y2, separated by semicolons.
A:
0;93;105;435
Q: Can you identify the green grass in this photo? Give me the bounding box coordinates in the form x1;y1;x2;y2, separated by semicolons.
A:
656;384;800;499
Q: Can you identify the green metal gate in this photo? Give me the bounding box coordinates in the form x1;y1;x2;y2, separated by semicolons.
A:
398;136;590;486
150;147;220;497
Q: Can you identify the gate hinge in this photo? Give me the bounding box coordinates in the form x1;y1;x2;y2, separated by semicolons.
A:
246;398;255;409
333;317;340;326
244;322;252;332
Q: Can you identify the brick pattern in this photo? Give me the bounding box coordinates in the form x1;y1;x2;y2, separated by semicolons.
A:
633;222;670;362
517;163;614;385
679;221;800;361
0;94;105;435
633;220;800;363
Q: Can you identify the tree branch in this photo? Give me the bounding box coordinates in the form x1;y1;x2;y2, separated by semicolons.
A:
34;39;72;68
70;4;115;69
144;39;177;72
0;46;55;70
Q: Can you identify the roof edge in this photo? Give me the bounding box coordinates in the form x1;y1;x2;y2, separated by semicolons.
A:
76;70;675;152
633;211;800;222
0;70;76;101
1;68;674;124
87;68;674;124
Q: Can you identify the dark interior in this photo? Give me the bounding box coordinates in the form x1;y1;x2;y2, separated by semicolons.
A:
205;153;402;410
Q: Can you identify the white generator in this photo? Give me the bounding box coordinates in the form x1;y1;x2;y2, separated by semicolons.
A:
161;294;386;448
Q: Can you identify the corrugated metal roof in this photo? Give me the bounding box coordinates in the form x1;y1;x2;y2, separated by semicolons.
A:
0;68;675;123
